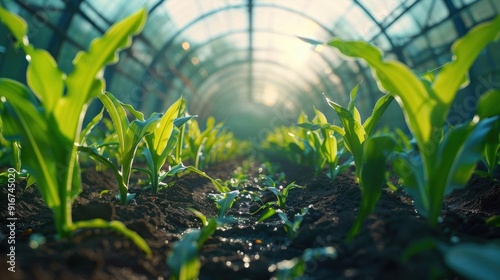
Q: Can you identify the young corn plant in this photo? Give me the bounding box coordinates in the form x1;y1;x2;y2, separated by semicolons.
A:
167;209;220;280
139;97;195;192
0;7;151;255
304;15;500;227
183;117;246;169
296;107;354;179
78;91;161;204
298;82;396;240
263;111;339;176
251;174;308;239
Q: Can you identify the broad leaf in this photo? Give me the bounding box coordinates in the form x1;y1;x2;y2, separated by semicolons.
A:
433;16;500;105
58;8;147;141
99;91;129;151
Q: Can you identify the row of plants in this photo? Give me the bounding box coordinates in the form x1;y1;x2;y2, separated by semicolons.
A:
0;7;247;258
263;15;500;238
259;15;500;279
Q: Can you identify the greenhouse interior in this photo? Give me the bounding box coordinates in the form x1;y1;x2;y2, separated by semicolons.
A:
0;0;499;279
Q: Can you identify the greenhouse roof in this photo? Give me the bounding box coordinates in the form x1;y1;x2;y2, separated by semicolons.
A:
1;0;499;137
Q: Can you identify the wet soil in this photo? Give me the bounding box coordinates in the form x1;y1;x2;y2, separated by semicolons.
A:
0;158;499;280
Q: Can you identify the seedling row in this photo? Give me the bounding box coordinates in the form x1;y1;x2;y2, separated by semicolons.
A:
1;7;499;280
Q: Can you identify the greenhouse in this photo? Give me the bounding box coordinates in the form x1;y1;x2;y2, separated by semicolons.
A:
0;0;499;279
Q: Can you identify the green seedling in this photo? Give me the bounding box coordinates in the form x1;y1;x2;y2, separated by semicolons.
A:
79;91;162;205
273;246;337;280
255;175;303;210
259;207;309;239
208;190;240;219
0;7;151;255
184;117;247;169
262;112;324;169
302;15;500;228
139;97;194;192
298;81;396;240
167;209;220;280
296;108;354;179
185;117;220;168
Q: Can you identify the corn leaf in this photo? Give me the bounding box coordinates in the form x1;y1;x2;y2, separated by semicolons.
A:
0;79;59;208
99;91;129;152
69;219;151;256
167;230;202;280
363;94;394;136
326;39;433;154
327;98;365;168
147;97;183;160
438;116;500;194
58;8;147;141
26;49;64;114
445;243;500;280
80;108;104;144
477;89;500;119
433;16;500;105
348;135;395;240
0;7;28;47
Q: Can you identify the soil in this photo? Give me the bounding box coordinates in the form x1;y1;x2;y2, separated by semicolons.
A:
0;157;499;280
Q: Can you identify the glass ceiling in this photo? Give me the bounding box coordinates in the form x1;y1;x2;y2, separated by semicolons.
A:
0;0;499;137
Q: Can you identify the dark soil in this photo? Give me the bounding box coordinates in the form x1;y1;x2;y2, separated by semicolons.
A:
1;158;499;280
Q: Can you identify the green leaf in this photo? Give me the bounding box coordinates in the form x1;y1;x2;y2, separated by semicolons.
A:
477;89;500;119
445;243;500;280
401;238;438;263
80;108;104;144
167;230;202;280
363;94;394;136
77;145;124;191
99;91;129;151
148;97;183;159
26;49;64;114
197;218;218;247
486;216;500;227
121;101;145;121
440;116;500;193
347;81;361;114
214;190;239;218
257;208;277;222
187;208;208;226
327;98;365;169
59;8;147;141
326;38;432;154
0;7;29;47
348;135;396;240
70;219;152;257
0;79;59;209
174;115;196;128
433;16;500;105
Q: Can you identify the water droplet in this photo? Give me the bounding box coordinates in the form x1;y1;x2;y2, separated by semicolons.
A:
244;262;250;268
243;255;250;263
29;233;46;249
226;261;232;267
